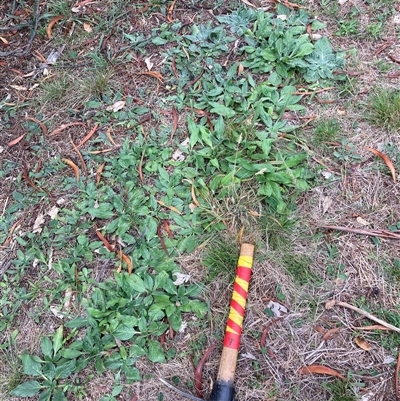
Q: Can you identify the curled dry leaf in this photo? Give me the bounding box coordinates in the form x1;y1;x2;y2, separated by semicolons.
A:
365;147;396;182
322;327;340;340
299;365;346;380
47;15;65;39
116;250;133;274
157;200;182;215
0;219;22;249
77;123;98;148
354;337;372;351
96;162;106;184
63;158;80;182
137;71;164;82
49;122;85;136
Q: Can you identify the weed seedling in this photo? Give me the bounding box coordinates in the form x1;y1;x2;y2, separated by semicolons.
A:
314;118;340;144
367;89;400;131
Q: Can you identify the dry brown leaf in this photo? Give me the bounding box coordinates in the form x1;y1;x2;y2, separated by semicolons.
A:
365;147;396;182
116;250;133;274
49;122;85;136
69;134;87;176
86;148;114;154
94;227;114;252
191;185;200;207
0;219;22;249
138;149;145;183
354;337;372;351
298;365;346;380
105;129;116;146
47;15;64;39
8;134;25;147
356;216;371;226
238;226;245;243
77;123;98;148
63;158;80;182
157;200;182;215
137;71;164;82
96;162;106;184
249;210;262;217
170;106;178;141
322;327;340;340
167;0;177;22
0;36;9;45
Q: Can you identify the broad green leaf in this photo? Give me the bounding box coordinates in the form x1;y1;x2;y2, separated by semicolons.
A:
20;354;43;376
208;102;236;118
87;203;114;219
55;359;75;379
123;366;141;383
60;349;82;359
53;326;64;357
147;340;166;363
40;337;52;358
152;37;168;45
65;317;87;328
10;380;42;397
188;118;200;148
38;388;52;401
145;216;158;241
125;273;146;293
113;325;137;341
53;389;67;401
112;385;123;396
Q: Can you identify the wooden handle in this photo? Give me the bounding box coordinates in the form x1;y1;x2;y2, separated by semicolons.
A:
217;243;254;382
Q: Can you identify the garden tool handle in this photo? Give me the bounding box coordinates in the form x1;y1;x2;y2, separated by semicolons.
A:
209;243;255;401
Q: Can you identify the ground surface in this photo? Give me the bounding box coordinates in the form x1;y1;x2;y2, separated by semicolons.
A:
1;0;400;401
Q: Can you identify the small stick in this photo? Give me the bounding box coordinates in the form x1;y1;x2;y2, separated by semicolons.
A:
321;225;400;240
326;300;400;334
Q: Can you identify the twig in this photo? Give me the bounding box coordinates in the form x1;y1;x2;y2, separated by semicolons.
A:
0;0;40;57
321;225;400;240
326;300;400;334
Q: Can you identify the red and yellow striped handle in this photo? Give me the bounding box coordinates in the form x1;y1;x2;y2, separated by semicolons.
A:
223;244;254;350
211;243;254;399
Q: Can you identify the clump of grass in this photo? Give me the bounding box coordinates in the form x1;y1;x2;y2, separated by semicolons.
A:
314;118;340;144
0;347;23;397
202;237;239;282
283;253;320;285
368;89;400;131
322;378;357;401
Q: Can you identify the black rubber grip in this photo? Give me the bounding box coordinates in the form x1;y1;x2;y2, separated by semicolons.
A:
208;381;235;401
